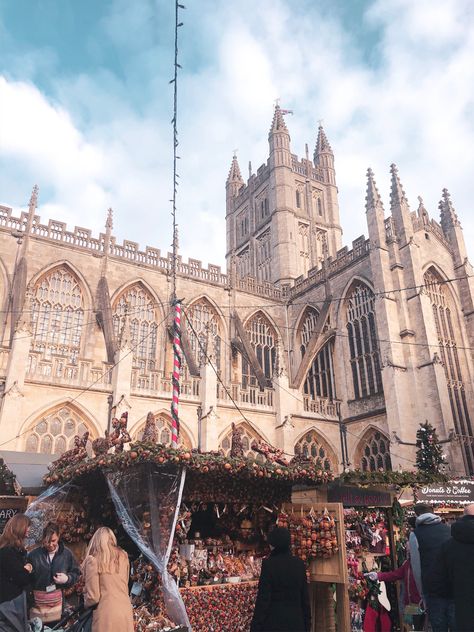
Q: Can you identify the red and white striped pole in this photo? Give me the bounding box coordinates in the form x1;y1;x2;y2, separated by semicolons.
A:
171;300;182;447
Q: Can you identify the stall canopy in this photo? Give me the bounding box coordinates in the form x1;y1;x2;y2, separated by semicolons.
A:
0;451;58;495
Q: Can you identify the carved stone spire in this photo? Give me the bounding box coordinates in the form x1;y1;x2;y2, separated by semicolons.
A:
390;164;409;209
268;105;291;168
314;124;333;164
389;163;413;243
25;184;39;235
226;154;244;185
269;104;290;137
417;196;429;224
365;168;386;248
439;188;461;232
365;168;384;213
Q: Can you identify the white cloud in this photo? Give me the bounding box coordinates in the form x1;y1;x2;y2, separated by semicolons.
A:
0;0;473;271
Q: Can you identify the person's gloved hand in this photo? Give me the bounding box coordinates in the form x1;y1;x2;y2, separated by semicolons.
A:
364;571;379;581
54;572;69;585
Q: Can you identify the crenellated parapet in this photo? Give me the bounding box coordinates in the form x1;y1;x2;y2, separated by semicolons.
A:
290;236;370;297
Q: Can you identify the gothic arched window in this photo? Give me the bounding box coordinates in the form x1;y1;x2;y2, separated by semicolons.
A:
346;283;383;399
219;424;265;463
186;299;222;370
31;267;84;364
242;312;277;389
304;340;336;401
294;431;334;471
299;307;319;356
424;269;474;472
358;430;392;472
112;285;159;372
256;229;271;283
24;406;93;455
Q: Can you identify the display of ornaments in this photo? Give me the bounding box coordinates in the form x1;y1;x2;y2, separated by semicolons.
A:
181;583;258;632
276;507;339;564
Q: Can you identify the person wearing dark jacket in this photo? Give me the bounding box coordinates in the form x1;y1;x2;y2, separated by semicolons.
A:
28;522;80;624
409;503;454;631
250;527;311;632
430;503;474;632
0;513;34;604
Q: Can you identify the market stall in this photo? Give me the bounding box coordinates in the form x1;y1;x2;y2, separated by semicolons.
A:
34;425;347;632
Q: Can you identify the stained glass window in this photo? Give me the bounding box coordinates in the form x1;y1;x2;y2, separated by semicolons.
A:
346;283;383;399
31;268;84;364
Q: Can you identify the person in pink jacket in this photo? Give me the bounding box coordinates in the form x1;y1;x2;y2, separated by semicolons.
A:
366;541;424;630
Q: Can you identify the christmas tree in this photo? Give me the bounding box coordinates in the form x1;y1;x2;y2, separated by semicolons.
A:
416;422;445;473
0;458;16;494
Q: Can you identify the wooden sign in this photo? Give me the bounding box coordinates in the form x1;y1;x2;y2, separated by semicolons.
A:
0;496;28;533
327;484;392;507
416;480;474;504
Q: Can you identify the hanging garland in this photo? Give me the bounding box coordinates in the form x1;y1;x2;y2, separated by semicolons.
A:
44;442;333;489
336;468;447;488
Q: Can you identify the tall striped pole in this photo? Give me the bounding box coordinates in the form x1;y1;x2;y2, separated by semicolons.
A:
171;300;182;447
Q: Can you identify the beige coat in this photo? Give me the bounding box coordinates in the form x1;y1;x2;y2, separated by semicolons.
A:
83;551;134;632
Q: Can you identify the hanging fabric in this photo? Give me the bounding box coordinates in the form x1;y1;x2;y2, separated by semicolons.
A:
107;463;190;629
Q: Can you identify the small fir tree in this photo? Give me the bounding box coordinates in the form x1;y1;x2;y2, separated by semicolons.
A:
0;458;16;494
416;422;445;473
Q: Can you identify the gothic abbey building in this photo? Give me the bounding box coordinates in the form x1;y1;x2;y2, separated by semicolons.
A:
1;106;473;475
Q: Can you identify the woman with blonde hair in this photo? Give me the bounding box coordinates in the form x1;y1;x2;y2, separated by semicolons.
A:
82;526;133;632
0;513;34;603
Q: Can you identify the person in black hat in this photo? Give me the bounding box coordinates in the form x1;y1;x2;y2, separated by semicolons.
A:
250;527;311;632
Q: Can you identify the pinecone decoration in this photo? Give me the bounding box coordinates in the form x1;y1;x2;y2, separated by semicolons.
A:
230;423;244;458
142;412;158;443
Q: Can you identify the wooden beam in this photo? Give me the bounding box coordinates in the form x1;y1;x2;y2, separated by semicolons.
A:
291;298;333;389
233;313;268;391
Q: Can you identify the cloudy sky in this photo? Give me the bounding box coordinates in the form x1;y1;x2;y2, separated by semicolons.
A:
0;0;473;269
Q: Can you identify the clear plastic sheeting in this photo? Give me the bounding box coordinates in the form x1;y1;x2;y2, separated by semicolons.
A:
107;464;190;630
25;482;77;547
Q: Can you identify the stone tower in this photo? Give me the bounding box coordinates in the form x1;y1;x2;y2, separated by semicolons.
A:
226;105;343;287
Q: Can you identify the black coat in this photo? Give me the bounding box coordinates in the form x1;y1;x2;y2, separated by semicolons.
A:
250;549;311;632
27;541;80;591
430;515;474;632
414;517;451;595
0;546;32;604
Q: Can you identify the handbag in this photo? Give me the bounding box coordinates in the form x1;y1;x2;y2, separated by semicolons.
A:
30;588;63;623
